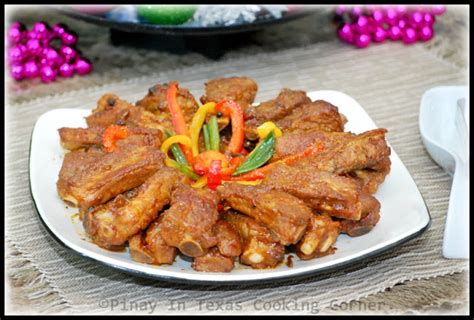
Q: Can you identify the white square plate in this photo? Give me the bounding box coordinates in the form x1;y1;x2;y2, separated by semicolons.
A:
29;90;431;284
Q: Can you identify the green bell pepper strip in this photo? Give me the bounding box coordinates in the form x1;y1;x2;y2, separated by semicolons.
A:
232;131;276;176
164;129;189;166
208;116;220;151
203;125;211;151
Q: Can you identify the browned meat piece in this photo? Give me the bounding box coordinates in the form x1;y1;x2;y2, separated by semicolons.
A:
58;127;104;150
136;82;199;128
296;214;340;260
159;185;220;257
57;145;164;208
262;163;364;220
349;157;391;194
58;126;164;151
245;88;311;140
86;94;132;128
223;210;284;269
83;167;185;249
213;220;242;257
246;99;346;140
275;100;346;134
200;77;258;112
275;129;391;175
192;247;235;272
340;193;381;237
85;93;166;130
129;215;178;265
217;184;311;245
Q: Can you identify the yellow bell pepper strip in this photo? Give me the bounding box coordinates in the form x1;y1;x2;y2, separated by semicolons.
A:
207;115;220;151
160;135;199;180
189;102;216;156
222;180;263;186
192;150;229;176
207;160;222;190
164;129;189;166
232;131;276;176
102;125;129;152
166;81;193;163
202;125;211;151
215;99;244;155
192;176;208;188
257;121;282;140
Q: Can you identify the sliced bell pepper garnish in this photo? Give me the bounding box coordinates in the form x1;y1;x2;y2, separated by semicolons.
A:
207;115;220;151
226;141;326;181
161;135;199;180
189;102;216;156
215;99;244;155
232;131;276;176
191;176;208;188
102;125;129;152
207;160;222;190
257;121;282;139
202;125;211;151
192;150;229;175
164;129;189;166
166;81;193;162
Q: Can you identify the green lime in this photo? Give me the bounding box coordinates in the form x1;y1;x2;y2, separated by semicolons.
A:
137;5;196;25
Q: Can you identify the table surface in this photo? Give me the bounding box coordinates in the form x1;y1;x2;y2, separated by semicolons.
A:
5;5;469;315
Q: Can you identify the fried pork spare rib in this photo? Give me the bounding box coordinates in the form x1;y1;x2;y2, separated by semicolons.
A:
57;145;165;209
273;129;390;170
83;167;186;250
295;213;341;260
136;82;199;129
158;185;220;257
217;183;312;245
85;93;165;130
58;126;164;151
262;163;365;220
129;215;178;265
200;77;258;113
244;89;347;140
223;210;285;269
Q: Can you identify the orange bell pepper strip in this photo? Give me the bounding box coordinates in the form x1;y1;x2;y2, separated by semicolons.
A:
166;81;193;163
215;99;244;155
102;125;129;152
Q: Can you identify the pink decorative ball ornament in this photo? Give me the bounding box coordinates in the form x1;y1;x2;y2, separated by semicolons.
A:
61;32;78;46
338;23;355;44
355;33;371;48
24;60;40;79
59;45;77;62
335;5;445;49
75;59;92;75
388;25;403;41
419;26;434;42
59;63;75;78
402;27;418;44
373;26;388;43
40;65;57;83
10;63;25;81
7;21;92;82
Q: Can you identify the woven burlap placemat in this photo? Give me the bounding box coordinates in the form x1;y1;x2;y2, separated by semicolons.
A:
6;38;468;314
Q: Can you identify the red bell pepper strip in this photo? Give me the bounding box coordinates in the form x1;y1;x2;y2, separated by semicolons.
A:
102;125;129;152
166;81;193;162
207;160;222;190
215;100;244;155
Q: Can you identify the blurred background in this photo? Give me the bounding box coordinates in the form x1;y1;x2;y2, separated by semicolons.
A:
5;5;468;104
